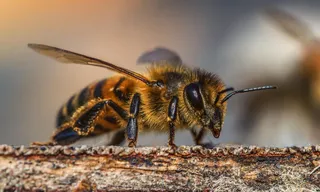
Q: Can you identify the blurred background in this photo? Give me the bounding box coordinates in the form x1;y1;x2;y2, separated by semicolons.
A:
0;0;319;147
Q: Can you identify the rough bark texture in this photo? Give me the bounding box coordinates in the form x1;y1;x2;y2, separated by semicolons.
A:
0;144;319;191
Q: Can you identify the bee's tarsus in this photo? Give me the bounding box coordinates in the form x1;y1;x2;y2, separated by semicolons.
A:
52;127;81;145
169;142;177;150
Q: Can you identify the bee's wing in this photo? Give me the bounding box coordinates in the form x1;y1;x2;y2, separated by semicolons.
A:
137;47;182;65
265;7;316;44
28;44;154;86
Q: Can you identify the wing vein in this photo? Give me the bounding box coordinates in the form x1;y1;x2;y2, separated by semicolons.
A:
28;43;153;86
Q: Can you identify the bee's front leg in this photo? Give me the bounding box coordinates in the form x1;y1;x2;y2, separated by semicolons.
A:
126;93;141;147
190;127;215;148
167;96;179;149
191;127;206;145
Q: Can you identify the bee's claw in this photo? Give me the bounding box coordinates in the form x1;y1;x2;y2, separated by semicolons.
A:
128;140;137;147
169;143;178;150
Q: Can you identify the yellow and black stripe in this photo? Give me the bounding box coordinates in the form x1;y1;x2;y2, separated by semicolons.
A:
55;76;136;135
56;86;90;127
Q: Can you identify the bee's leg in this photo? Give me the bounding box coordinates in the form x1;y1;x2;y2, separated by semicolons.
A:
191;127;206;145
31;124;78;146
190;127;215;148
35;99;128;146
167;96;179;149
51;126;81;145
126;93;141;147
64;99;128;144
107;129;126;146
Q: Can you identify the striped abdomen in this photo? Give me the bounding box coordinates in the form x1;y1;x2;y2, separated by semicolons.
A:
56;76;135;134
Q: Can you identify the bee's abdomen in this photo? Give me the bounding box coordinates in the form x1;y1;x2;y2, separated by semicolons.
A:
56;85;91;127
56;76;134;130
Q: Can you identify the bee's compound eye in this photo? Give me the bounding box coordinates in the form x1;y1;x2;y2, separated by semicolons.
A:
184;83;204;110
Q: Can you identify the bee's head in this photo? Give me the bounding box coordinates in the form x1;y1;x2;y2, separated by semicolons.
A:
183;82;227;138
183;80;276;139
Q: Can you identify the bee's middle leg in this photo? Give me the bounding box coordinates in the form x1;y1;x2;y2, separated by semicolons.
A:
126;93;141;147
167;96;179;149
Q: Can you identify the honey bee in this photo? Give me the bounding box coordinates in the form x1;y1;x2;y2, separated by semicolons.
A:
29;44;276;148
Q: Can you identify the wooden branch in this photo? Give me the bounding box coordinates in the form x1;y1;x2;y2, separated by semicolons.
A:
0;144;319;191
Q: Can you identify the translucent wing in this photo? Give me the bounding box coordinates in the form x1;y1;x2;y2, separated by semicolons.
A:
28;44;154;86
137;47;182;65
265;7;315;44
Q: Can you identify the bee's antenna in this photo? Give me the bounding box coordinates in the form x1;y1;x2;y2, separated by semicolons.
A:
221;85;277;103
219;87;235;94
214;87;234;104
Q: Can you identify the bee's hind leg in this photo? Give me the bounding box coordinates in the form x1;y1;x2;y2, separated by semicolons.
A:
31;125;78;146
33;99;128;146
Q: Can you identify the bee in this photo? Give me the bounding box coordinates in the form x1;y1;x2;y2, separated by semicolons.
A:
29;44;276;148
266;7;320;107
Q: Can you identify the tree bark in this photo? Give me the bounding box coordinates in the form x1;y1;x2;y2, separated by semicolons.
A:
0;144;319;191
